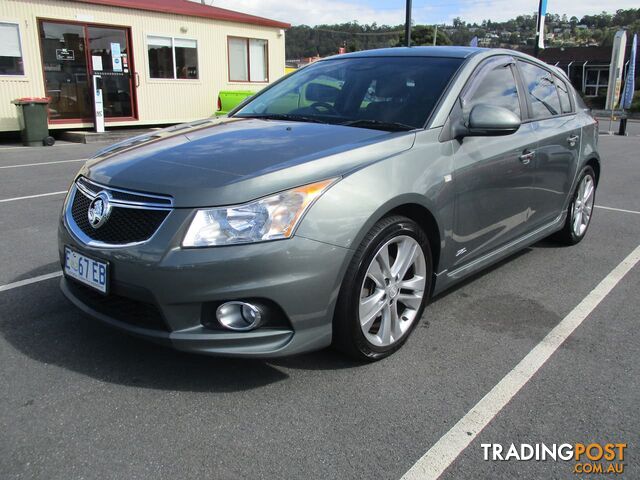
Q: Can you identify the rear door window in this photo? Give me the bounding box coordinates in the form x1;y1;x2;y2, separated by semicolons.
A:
518;61;562;119
554;75;573;114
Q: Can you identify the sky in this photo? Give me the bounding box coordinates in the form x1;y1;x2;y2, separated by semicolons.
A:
194;0;639;26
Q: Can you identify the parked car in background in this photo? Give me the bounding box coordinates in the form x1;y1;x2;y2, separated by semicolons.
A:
215;90;255;116
60;47;600;361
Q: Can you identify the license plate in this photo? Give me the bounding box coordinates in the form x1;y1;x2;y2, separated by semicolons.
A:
64;246;108;293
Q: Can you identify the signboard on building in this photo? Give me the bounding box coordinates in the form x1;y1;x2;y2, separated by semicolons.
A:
55;48;74;61
111;42;123;71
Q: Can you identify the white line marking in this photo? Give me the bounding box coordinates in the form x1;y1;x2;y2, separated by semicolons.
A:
0;191;68;203
0;271;62;293
595;205;640;215
401;244;640;480
0;158;85;169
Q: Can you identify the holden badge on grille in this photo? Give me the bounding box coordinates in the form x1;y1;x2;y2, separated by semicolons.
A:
87;191;112;229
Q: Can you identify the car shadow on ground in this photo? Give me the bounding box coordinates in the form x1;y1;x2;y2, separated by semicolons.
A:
8;261;61;283
0;280;292;393
0;241;558;391
0;269;367;393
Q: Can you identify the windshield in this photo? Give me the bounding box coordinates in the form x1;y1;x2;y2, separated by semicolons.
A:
233;56;464;130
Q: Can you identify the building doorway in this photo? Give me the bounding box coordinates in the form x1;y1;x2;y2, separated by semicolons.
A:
38;19;137;124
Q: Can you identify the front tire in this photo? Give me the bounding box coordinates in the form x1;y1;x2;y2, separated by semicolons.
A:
553;166;597;245
333;215;432;361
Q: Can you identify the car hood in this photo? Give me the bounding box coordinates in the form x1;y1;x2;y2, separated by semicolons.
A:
81;118;415;207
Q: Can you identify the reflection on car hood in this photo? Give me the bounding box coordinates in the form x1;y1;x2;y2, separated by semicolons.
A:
81;117;415;207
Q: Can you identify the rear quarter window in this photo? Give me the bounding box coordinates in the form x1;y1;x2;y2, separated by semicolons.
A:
554;75;573;114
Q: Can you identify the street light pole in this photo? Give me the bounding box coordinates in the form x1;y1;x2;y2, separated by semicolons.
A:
405;0;412;47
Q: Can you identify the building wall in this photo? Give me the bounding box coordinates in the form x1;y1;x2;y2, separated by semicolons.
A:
0;0;286;132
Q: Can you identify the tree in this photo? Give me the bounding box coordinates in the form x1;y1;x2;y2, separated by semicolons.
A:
398;25;451;46
283;8;640;58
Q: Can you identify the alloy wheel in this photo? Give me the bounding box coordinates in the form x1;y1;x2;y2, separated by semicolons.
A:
572;174;595;237
358;235;426;347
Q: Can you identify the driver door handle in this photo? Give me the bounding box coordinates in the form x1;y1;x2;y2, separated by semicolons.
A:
567;134;579;147
519;150;535;165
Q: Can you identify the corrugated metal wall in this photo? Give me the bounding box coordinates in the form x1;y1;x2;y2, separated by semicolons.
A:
0;0;286;132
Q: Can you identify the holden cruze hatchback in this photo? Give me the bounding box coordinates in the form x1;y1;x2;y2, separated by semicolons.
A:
59;47;600;361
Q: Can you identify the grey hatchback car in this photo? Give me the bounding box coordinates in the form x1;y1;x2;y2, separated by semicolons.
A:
59;47;600;360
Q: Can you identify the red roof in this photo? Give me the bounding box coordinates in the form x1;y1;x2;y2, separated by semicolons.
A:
70;0;290;29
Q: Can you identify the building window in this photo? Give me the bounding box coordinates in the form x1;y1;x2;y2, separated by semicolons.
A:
584;68;608;97
147;35;198;79
228;37;268;82
0;22;24;76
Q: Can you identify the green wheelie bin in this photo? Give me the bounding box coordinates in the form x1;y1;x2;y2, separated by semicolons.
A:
12;97;55;147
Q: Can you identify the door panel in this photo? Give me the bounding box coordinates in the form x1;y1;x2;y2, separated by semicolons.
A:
529;116;581;226
451;123;537;267
516;61;581;227
450;58;536;268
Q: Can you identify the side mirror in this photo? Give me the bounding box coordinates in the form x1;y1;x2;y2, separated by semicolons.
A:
462;104;521;137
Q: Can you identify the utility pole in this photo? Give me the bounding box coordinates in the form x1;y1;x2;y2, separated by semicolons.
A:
433;25;438;46
405;0;412;47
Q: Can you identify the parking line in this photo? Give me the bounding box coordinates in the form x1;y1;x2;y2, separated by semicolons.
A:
401;244;640;480
0;158;86;169
0;191;68;203
595;205;640;215
0;271;62;293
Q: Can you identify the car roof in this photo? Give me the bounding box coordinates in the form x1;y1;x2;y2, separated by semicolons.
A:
332;46;484;59
323;46;553;67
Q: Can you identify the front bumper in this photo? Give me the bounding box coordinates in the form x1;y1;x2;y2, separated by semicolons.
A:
58;211;351;358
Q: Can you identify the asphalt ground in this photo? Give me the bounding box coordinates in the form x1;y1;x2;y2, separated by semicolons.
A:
0;135;638;479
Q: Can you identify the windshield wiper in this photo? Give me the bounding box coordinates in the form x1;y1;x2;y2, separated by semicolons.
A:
235;113;330;124
340;119;416;131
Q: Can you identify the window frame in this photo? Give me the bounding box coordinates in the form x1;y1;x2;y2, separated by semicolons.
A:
583;66;609;98
460;55;527;121
0;20;26;78
553;74;575;114
145;34;199;81
227;36;269;84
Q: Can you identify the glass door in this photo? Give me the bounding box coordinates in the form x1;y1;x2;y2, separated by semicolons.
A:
40;21;92;120
87;26;135;119
39;20;136;123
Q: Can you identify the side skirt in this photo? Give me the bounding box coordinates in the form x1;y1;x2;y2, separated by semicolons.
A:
431;213;566;297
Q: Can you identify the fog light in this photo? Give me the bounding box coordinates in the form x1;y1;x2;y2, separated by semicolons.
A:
216;301;263;331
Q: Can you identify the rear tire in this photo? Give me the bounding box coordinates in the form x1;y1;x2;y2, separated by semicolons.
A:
552;166;596;245
333;215;432;361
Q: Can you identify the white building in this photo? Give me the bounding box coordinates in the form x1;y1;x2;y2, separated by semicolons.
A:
0;0;289;132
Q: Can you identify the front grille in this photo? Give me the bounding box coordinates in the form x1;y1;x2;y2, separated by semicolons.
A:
66;279;169;332
69;186;170;246
76;177;172;206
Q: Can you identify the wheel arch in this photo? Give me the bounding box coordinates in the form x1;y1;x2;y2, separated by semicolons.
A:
350;195;443;276
387;204;441;276
585;154;601;186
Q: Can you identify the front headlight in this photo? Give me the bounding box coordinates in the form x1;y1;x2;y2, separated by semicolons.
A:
182;178;338;247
